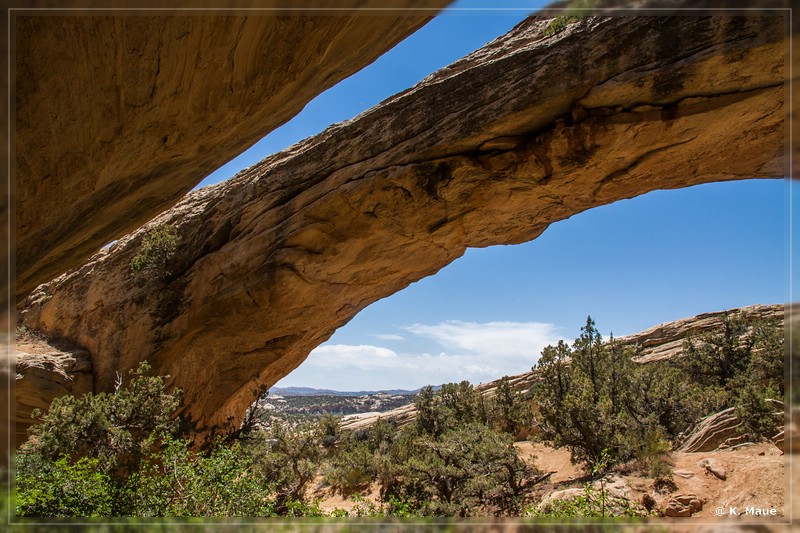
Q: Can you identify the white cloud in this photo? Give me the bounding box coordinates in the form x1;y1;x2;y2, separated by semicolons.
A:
407;320;561;361
276;320;564;391
305;344;399;370
373;333;406;341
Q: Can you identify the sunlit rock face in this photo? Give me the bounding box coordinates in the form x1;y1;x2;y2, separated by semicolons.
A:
14;2;448;303
14;335;94;448
19;14;787;436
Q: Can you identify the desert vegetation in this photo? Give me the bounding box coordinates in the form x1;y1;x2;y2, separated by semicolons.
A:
129;223;179;287
531;313;784;480
14;311;784;518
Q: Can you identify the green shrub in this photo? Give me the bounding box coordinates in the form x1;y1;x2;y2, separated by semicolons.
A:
22;361;182;475
16;455;114;517
283;498;324;517
384;495;416;517
532;318;649;467
383;422;538;517
491;376;533;437
542;15;582;37
243;421;322;512
734;381;782;442
318;413;342;450
129;436;278;517
345;494;381;517
414;381;491;438
15;362;329;518
533;312;784;474
324;440;376;495
130;223;179;286
679;313;755;390
678;312;784;441
633;360;711;439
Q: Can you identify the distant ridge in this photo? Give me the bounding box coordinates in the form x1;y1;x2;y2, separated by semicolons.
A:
268;386;431;397
340;304;785;432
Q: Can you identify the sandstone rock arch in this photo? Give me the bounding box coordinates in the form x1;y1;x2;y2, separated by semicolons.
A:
13;2;449;304
19;13;788;436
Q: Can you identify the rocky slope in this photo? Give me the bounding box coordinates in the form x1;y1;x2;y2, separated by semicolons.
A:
14;1;448;303
18;14;787;436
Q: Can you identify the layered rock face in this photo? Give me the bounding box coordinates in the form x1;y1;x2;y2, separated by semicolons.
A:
14;334;94;448
19;15;787;435
14;2;448;303
622;304;784;363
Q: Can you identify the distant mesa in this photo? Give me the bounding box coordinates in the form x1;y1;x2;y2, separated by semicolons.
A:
268;386;424;397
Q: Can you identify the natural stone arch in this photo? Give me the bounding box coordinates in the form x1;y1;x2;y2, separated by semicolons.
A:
19;14;787;436
13;2;448;304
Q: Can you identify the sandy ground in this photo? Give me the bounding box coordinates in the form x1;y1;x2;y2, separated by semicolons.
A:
313;482;383;514
313;440;788;521
519;440;787;519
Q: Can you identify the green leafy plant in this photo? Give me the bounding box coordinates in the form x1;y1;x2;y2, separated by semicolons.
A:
734;381;782;442
129;436;278;517
532;317;650;468
680;312;755;390
541;0;593;37
491;376;534;437
679;312;784;441
324;440;376;496
542;15;582;37
382;420;539;516
243;420;322;512
15;363;337;518
22;361;183;475
16;455;114;517
129;223;179;286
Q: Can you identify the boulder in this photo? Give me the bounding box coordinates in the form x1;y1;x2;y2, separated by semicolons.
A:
697;458;727;481
537;488;587;511
676;400;784;453
664;494;703;517
14;340;93;448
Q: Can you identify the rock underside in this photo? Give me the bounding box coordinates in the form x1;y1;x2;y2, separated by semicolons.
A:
18;13;790;437
14;1;448;303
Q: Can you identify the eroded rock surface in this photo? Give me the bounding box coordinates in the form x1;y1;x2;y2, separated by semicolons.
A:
676;400;784;453
19;15;787;435
15;333;93;448
624;304;784;363
14;2;448;302
664;494;704;517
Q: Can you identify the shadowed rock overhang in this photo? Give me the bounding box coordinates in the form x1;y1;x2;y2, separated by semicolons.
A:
13;1;449;303
19;13;789;435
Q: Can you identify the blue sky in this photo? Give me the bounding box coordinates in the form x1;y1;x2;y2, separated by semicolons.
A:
195;2;794;391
